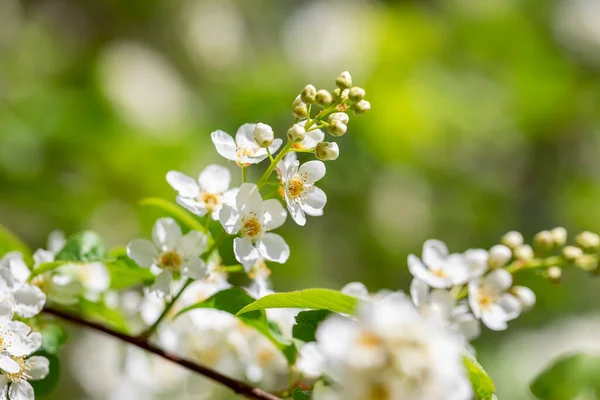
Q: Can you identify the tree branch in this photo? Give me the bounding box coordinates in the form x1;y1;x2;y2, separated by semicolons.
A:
42;306;283;400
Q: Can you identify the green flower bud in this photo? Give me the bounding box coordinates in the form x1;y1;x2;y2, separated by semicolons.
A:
563;245;583;261
575;254;597;272
316;89;333;107
348;86;366;102
301;84;317;104
551;227;567;247
327;120;347;137
253;123;274;148
287;124;306;143
546;266;562;283
328;112;349;125
575;231;600;250
332;88;341;101
292;95;308;119
533;230;554;252
315;142;339;161
351;99;371;115
501;231;523;249
514;244;534;261
335;71;352;89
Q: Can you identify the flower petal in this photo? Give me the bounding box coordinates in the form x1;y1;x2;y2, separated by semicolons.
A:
236;183;263;216
166;171;200;198
181;258;207;280
9;381;34;400
422;239;449;269
456;313;481;341
512;286;536;311
288;202;306;226
267;138;283;155
150;270;173;297
26;356;49;381
481;304;509;331
299;160;326;183
341;282;369;299
211;130;238;161
13;285;46;318
303;205;324;217
127;239;158;268
82;263;110;293
256;233;290;264
407;254;448;288
235;123;257;146
300;125;324;149
482;268;513;293
464;248;489;279
497;293;522;320
152;218;182;251
199;164;231;193
234;237;260;268
47;230;66;254
33;249;54;267
219;204;241;234
305;187;327;211
262;199;287;230
175;196;208;217
276;153;297;181
178;230;208;258
409;278;429;307
0;354;20;374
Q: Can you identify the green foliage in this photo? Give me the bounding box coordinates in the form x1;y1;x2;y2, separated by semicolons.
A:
140;198;207;233
291;387;311;400
292;310;330;343
30;352;60;397
530;353;600;400
177;288;297;364
40;323;69;355
236;289;359;316
105;247;154;289
79;297;129;333
55;231;106;262
0;224;32;264
463;351;496;400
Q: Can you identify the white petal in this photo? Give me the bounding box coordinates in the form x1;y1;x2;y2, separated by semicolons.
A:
407;255;448;288
456;314;481;341
178;231;208;258
303;205;324;217
13;285;46;318
512;286;536;311
276;152;297;180
176;196;208;217
236;183;263;216
8;255;30;284
256;233;290;264
0;375;7;400
482;268;513;293
288;202;306;226
464;248;489;278
262;199;287;230
9;381;34;400
481;304;509;331
497;293;522;320
422;239;449;268
181;259;207;280
409;278;429;307
0;354;20;374
150;271;173;297
444;254;470;286
33;249;54;267
152;218;182;251
300;127;324;149
235;123;257;146
211;130;238;161
126;239;158;268
267;138;283;155
468;280;482;318
428;289;456;319
47;230;66;254
234;237;260;268
341;282;369;299
82;263;110;293
304;187;327;211
219;204;241;234
166;171;200;198
299;160;326;183
199;164;231;193
221;188;239;206
0;298;13;320
26;356;49;380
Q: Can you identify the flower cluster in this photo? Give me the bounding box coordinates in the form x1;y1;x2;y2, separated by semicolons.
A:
0;253;49;400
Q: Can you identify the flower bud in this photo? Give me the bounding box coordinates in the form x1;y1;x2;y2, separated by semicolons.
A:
301;84;317;104
514;244;534;261
329;112;349;125
349;86;366;102
335;71;352;89
575;231;600;250
562;245;583;261
533;230;554;252
501;231;523;249
292;95;308;119
511;286;536;311
488;244;512;268
287;124;306;143
546;266;562;283
315;142;339;161
332;88;341;101
550;227;567;247
316;90;333;107
327;120;347;137
340;88;350;102
575;254;597;272
351;100;371;115
253;123;274;148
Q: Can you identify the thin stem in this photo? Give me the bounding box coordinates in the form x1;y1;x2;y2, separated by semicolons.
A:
43;307;282;400
267;147;274;162
257;142;292;188
141;278;192;339
242;167;247;183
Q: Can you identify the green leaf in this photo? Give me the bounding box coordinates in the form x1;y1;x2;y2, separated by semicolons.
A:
104;248;154;289
291;388;311;400
30;352;60;397
140;197;207;233
177;288;297;364
55;231;106;262
236;289;359;316
0;223;33;264
40;323;69;355
292;310;331;343
463;351;496;400
530;353;600;400
79;298;129;332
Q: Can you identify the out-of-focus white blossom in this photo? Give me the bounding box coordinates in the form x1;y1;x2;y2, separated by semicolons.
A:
283;160;327;226
211;124;282;166
408;240;472;289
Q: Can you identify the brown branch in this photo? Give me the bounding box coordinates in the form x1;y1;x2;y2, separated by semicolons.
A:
42;306;283;400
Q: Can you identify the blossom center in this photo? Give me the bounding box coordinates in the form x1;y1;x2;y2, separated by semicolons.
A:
7;357;30;383
201;192;220;211
477;287;499;310
432;269;446;278
357;331;382;348
241;215;263;239
287;174;311;204
158;251;183;271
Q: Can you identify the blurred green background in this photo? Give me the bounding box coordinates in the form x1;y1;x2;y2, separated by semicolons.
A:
2;0;600;398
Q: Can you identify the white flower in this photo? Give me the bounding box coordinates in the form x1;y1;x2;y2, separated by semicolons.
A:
283;160;327;226
0;253;46;318
408;240;472;289
292;120;324;150
410;279;480;342
167;165;239;220
468;269;522;331
127;218;208;297
219;183;289;269
313;295;472;400
211;123;283;166
0;322;49;400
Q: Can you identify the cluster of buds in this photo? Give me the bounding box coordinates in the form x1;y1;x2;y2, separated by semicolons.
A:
289;71;370;162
